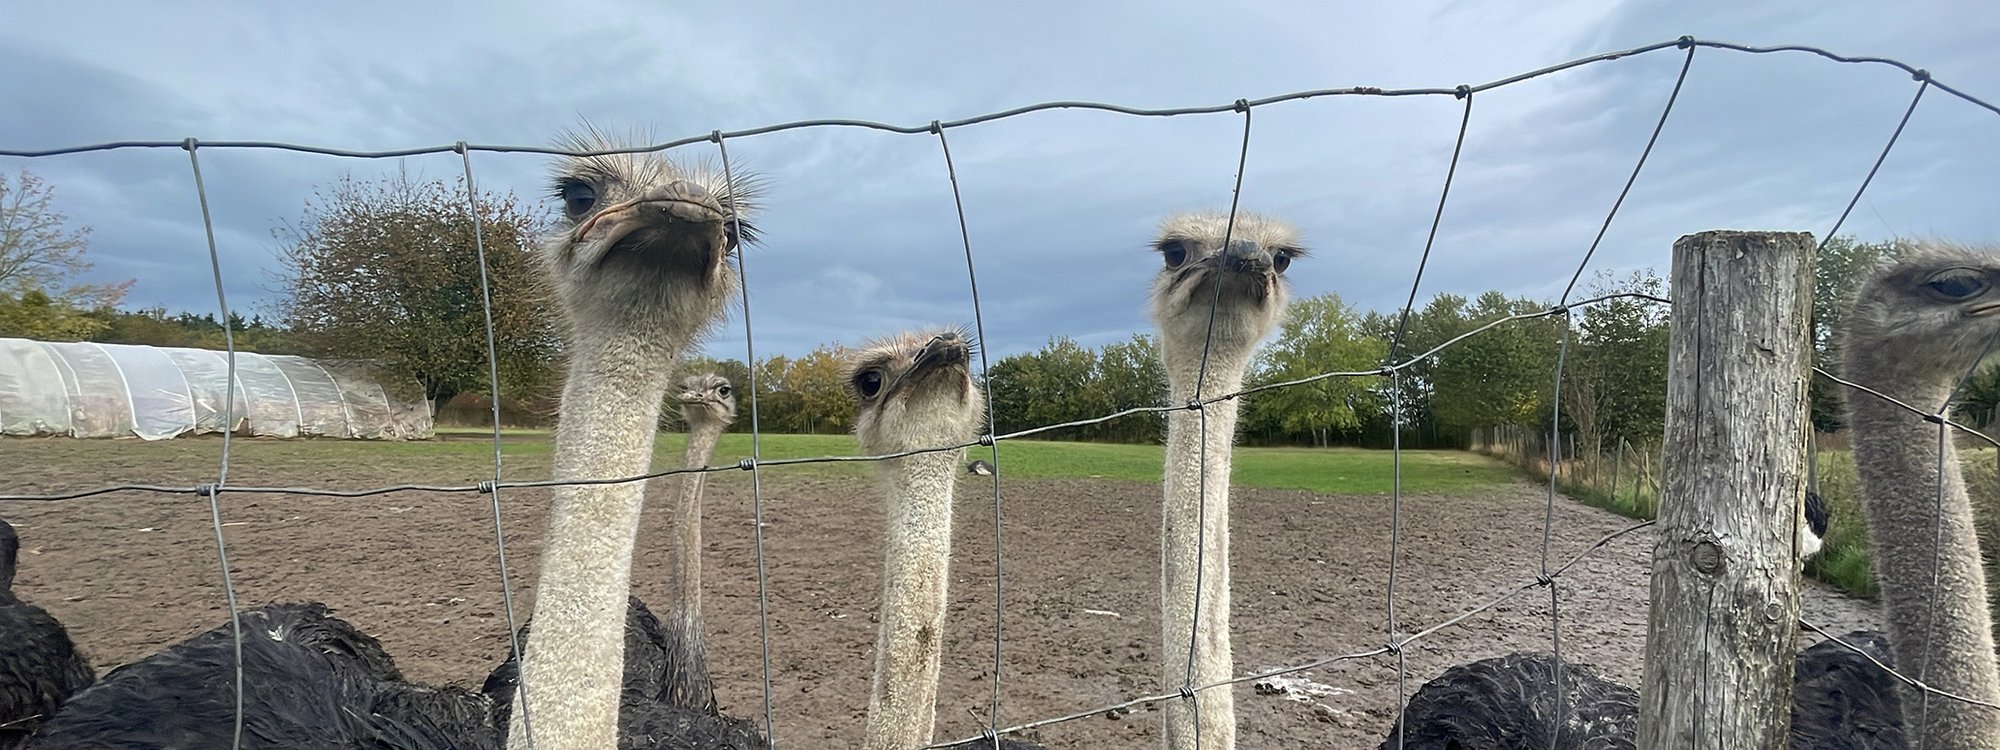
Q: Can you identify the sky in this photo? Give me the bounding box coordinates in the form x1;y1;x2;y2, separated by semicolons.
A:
2;0;1996;362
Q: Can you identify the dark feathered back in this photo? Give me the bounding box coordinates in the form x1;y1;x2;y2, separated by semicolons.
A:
25;603;492;750
1380;652;1638;750
0;519;18;593
484;595;769;749
1791;630;1905;749
0;518;94;750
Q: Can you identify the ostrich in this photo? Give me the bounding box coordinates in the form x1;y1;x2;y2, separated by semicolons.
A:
501;129;763;750
661;372;738;714
1839;239;2000;744
26;602;498;750
0;518;94;749
1378;240;2000;748
845;328;983;750
1148;211;1304;750
1799;487;1829;559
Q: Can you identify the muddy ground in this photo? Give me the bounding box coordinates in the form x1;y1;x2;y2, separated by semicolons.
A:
1;439;1881;748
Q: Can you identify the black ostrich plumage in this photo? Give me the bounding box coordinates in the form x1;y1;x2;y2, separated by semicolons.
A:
1380;630;1907;749
0;518;95;750
24;602;497;750
483;595;768;750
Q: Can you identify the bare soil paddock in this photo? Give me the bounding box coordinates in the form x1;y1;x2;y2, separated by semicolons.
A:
0;438;1881;748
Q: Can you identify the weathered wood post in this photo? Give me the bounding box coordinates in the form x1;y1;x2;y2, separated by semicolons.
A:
1612;441;1624;504
1637;230;1814;749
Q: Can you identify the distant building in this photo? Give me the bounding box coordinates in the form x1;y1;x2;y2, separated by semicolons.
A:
0;337;432;440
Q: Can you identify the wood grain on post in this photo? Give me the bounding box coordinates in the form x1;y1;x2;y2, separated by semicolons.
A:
1636;230;1814;749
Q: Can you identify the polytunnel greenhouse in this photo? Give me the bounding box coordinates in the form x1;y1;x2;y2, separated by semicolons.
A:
0;337;433;441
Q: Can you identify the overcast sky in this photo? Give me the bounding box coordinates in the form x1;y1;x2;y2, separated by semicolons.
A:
2;1;1995;362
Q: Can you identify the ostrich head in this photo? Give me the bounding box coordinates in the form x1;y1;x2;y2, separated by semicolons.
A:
849;327;984;455
1147;211;1304;357
540;128;760;340
1844;241;2000;381
675;373;738;431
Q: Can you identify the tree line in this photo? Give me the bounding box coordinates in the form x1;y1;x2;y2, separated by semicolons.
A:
3;165;1986;446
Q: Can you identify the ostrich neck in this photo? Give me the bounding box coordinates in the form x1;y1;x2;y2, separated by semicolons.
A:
1846;366;2000;745
664;418;726;710
1160;342;1248;750
862;448;961;750
507;336;682;750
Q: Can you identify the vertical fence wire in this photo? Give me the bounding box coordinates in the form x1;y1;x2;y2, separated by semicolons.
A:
932;122;1009;747
455;144;535;749
1181;100;1256;749
1382;85;1475;750
1555;41;1696;305
1540;318;1573;750
182;139;247;750
713;132;781;743
1538;40;1693;746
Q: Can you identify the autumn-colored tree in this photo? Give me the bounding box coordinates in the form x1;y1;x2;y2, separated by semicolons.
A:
778;345;855;434
274;173;558;415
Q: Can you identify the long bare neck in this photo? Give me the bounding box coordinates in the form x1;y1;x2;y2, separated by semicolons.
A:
1846;358;2000;746
508;337;681;750
1160;337;1248;750
663;418;727;712
862;447;961;750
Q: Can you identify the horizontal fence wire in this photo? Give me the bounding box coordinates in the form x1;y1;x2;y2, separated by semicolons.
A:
1;37;1990;161
6;33;1999;749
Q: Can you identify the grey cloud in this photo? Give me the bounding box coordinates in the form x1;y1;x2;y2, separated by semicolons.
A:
4;0;1998;364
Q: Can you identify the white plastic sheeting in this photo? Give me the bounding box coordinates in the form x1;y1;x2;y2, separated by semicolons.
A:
0;337;433;441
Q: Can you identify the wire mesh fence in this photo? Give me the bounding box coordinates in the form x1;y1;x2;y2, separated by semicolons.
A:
2;35;1998;749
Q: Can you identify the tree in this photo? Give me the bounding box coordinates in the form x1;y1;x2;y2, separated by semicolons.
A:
0;168;132;336
1094;333;1167;442
1565;269;1671;452
986;336;1106;440
777;345;854;434
0;288;106;340
1429;291;1560;434
1810;236;1909;431
275;173;558;415
1247;292;1387;446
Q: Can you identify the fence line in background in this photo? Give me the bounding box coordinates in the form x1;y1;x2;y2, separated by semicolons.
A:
3;35;1997;750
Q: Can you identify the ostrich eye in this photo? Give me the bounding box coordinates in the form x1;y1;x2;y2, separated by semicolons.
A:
1160;241;1188;269
1925;269;1990;301
854;369;884;399
560;181;597;217
1272;251;1293;275
716;385;731;398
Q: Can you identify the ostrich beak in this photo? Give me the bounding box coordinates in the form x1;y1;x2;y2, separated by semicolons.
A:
573;180;728;265
1217;239;1273;275
883;334;969;398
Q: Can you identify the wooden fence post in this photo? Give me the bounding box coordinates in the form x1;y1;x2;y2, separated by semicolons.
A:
1636;230;1814;749
1612;441;1624;503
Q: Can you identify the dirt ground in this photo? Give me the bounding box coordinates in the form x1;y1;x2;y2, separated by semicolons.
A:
1;441;1882;748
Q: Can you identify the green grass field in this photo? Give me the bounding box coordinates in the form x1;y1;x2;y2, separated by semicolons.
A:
1485;439;2000;600
423;428;1520;496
